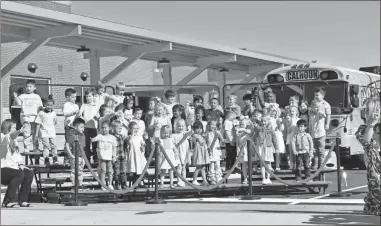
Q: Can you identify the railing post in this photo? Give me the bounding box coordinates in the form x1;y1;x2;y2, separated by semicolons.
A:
241;140;261;200
65;133;88;206
146;142;166;204
329;135;350;197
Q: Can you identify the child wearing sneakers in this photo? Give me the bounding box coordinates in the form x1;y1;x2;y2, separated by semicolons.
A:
309;88;331;171
13;79;43;153
91;121;117;190
292;119;313;182
35;95;58;165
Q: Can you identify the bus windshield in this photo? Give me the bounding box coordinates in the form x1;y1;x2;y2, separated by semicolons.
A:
224;81;348;113
271;81;348;110
304;82;347;108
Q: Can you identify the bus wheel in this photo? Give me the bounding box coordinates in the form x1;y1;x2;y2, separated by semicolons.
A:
356;154;367;170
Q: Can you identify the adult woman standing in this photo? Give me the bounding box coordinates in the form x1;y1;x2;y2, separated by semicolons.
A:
355;97;380;216
1;119;34;208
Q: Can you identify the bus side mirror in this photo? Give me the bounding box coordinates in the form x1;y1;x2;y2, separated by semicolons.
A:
350;85;360;95
350;85;360;108
361;109;366;120
351;97;360;108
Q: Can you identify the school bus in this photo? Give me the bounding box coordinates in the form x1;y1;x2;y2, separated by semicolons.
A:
263;63;380;169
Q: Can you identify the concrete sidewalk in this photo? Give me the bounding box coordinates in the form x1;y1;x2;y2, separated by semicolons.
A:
1;202;379;225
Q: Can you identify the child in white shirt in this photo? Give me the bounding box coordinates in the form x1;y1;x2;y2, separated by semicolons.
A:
224;110;238;170
163;90;177;119
13;79;43;153
309;88;331;170
149;103;172;138
110;83;126;110
35;95;58;165
63;88;79;166
94;81;109;107
131;108;146;137
91;121;117;190
124;98;134;122
78;89;100;162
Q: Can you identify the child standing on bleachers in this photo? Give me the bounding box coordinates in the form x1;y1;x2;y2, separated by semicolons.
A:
225;94;241;119
242;94;255;117
158;125;179;188
285;95;300;113
126;121;147;188
98;104;115;132
207;90;223;111
285;106;299;170
111;120;128;190
91;121;117;190
291;119;313;182
149;103;172;138
111;104;128;136
195;105;207;132
250;109;263;171
111;84;126;109
131;108;146;137
123;98;134;122
35;95;58;165
94;81;110;107
191;121;210;186
224;111;237;171
164;90;177;119
13;79;43;153
236;118;252;184
205;118;224;185
269;107;285;171
65;118;87;190
299;100;309;123
206;98;224;122
253;116;279;185
63;88;79;166
171;104;187;132
172;119;192;187
144;97;158;129
78;89;100;162
185;95;203;128
309;88;331;171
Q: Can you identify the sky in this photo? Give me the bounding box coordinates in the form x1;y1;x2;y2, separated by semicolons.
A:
71;1;380;70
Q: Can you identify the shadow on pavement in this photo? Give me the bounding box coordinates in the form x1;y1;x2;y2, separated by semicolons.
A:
241;209;362;215
304;212;380;225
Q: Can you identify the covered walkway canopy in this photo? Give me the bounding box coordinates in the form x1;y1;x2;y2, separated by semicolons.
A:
0;1;308;121
1;1;309;80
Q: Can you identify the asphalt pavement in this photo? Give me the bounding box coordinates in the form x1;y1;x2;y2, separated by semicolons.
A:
1;202;379;225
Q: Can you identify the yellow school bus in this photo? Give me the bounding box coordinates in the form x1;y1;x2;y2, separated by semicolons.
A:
263;63;380;169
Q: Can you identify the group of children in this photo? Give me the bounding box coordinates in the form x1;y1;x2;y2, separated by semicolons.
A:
5;79;331;189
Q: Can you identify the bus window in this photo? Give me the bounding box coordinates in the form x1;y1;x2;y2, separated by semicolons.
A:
272;85;303;108
304;82;346;108
266;82;347;109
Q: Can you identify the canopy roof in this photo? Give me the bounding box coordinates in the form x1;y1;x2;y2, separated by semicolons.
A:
1;1;308;73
